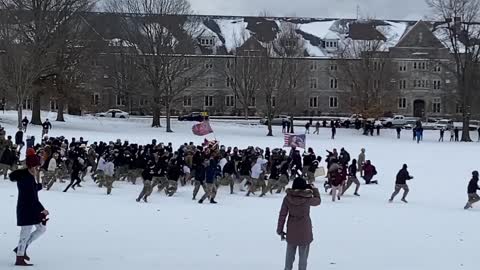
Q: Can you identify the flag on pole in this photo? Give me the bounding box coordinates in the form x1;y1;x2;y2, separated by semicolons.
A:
284;134;306;149
192;121;213;136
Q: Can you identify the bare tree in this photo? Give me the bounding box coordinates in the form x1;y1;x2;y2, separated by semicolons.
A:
107;0;197;131
427;0;480;141
336;37;395;119
225;30;262;120
0;0;96;126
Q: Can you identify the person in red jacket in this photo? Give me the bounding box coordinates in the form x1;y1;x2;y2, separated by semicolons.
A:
362;160;378;184
330;165;345;202
277;177;321;270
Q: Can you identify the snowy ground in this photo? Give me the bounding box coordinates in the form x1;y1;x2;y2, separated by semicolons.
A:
0;111;479;270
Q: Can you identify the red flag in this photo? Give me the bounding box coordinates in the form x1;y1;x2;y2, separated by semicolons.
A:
192;121;213;136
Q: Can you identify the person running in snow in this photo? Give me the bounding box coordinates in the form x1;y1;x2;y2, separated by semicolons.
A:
250;157;267;197
41;119;52;138
15;128;25;152
63;157;84;192
464;171;480;209
222;155;236;194
136;160;155;202
389;164;413;203
330;164;344;202
277;177;320;270
313;121;320;135
10;149;49;266
343;159;360;196
199;159;219;204
439;128;445;142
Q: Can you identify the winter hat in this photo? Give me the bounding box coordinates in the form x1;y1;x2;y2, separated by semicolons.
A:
473;171;479;178
292;177;309;190
403;164;408;169
26;148;36;157
26;149;41;168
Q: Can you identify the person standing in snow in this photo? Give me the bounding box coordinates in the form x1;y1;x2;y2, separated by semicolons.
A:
454;127;460;142
277;177;320;270
305;122;310;134
396;127;401;139
375;120;381;136
282;120;287;134
331;124;336;140
313;121;320;135
41;119;52;138
10;148;49;266
199;159;219;204
358;148;366;177
222;156;236;194
103;157;115;195
464;171;480;209
389;164;413;203
439;128;445;142
21;117;29;132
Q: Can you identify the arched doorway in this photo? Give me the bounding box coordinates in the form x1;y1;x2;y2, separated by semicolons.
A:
413;100;425;118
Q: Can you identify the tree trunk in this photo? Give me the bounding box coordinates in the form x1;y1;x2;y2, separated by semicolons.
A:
289;114;294;133
244;106;249;120
267;118;273;136
152;105;161;128
461;110;472;142
17;103;23;129
166;104;173;133
31;92;42;125
56;98;65;122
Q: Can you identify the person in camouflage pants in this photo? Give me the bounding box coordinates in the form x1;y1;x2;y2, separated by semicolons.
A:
137;161;155;202
192;162;207;200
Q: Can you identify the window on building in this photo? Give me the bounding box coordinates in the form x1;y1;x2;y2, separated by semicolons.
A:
200;37;215;46
271;96;276;107
434;65;442;73
399;62;407;72
456;103;463;114
399;80;407;90
140;98;149;106
204;96;214;107
414;61;427;70
433;80;442;90
309;97;318;108
326;40;338;48
309;78;317;89
206;78;214;88
330;78;338;89
22;98;31;110
91;93;100;105
205;61;213;69
184;58;192;68
115;95;126;106
398;98;407;109
248;96;256;107
49;99;58;111
329;96;338;108
183;96;192;107
414;80;428;88
433;98;441;113
330;64;338;71
310;61;317;71
226;77;234;87
225;95;235;107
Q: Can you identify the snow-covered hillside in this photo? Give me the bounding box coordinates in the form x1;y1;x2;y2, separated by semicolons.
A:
0;111;479;270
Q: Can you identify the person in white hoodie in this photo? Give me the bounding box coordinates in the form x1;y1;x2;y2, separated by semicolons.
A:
247;158;267;197
95;155;107;188
104;157;115;195
45;153;58;190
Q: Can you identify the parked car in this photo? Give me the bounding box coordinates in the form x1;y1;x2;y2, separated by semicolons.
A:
95;109;130;118
422;118;440;130
260;115;289;126
403;120;418;130
178;112;209;122
434;119;453;130
381;115;408;128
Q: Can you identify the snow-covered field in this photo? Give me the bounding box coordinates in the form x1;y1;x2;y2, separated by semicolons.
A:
0;111;479;270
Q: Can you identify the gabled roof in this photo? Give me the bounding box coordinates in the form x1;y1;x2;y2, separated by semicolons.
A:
396;20;445;48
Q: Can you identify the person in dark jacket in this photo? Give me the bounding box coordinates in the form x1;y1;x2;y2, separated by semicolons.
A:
222;156;236;194
136;160;155;202
10;148;49;266
439;128;445;142
0;146;17;179
305;122;310;134
362;160;378;184
343;159;360;196
63;157;84;192
15;128;25;152
396;127;401;139
192;160;207;200
389;164;413;203
464;171;480;209
454;127;460;142
331;125;336;140
21;117;29;132
282;120;287;134
277;177;321;270
199;159;219;204
41;119;52;137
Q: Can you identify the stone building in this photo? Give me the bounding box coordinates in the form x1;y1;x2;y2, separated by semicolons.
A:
3;13;477;119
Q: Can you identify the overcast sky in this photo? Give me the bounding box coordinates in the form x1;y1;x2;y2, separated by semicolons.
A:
188;0;431;20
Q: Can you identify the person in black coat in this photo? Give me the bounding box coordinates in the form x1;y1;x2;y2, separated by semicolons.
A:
192;160;207;200
223;157;236;194
136;160;155;202
389;164;413;203
464;171;480;209
396;127;402;139
22;117;29;132
199;159;220;204
63;157;84;192
10;149;49;266
41;119;52;137
15;128;25;152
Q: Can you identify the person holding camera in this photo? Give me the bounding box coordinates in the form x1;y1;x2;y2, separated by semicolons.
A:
277;177;321;270
389;164;413;203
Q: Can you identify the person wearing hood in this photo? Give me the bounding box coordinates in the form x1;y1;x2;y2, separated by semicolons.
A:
362;160;378;185
250;157;267;197
464;171;480;209
277;177;321;270
103;157;115;195
10;148;49;266
389;164;413;203
302;148;315;182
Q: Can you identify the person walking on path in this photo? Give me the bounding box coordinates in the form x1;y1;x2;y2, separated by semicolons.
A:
41;119;52;138
313;121;320;135
277;177;321;270
10;148;49;266
439;128;445;142
464;171;480;209
389;164;413;203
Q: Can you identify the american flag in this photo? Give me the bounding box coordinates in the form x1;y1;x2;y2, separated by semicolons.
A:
192;121;214;136
284;134;306;149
